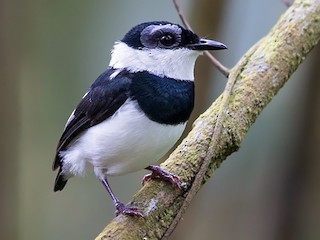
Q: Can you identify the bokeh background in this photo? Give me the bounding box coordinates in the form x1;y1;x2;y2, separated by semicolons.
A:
2;0;320;239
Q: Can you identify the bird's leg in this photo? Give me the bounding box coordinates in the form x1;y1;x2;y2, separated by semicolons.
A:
101;178;144;217
142;165;181;189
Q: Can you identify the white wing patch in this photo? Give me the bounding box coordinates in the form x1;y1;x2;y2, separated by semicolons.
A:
65;109;75;129
109;68;122;79
64;91;89;129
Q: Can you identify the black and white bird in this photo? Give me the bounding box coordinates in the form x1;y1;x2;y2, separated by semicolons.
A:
52;21;226;217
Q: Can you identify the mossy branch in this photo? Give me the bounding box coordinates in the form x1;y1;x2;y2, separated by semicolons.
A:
96;0;320;239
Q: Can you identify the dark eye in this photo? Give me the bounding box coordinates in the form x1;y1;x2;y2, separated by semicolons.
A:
140;24;182;49
160;34;175;47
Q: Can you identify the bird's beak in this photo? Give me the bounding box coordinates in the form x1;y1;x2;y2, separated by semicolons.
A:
187;38;227;51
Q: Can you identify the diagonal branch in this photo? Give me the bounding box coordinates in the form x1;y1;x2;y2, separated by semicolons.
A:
164;1;239;235
95;0;320;239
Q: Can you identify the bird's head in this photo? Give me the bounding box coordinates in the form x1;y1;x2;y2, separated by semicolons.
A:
109;21;227;80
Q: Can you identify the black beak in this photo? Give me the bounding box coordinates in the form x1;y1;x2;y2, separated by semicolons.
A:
187;38;227;51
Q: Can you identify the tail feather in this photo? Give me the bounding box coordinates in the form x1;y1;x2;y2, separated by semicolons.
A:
54;168;68;191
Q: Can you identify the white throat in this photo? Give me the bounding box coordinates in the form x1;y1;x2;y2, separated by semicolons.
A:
109;41;202;81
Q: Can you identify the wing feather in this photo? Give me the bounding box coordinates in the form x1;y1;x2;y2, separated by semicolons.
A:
52;69;131;170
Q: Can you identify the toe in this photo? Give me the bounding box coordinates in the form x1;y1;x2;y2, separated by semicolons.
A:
115;202;144;217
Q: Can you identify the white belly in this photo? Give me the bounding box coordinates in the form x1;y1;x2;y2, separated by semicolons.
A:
60;100;186;179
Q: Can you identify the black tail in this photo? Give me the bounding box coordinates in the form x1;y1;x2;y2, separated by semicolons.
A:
54;168;68;191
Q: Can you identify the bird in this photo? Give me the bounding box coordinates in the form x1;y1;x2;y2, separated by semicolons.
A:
52;21;227;217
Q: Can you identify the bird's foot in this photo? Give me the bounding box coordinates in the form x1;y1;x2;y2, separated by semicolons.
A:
142;165;181;189
115;201;144;217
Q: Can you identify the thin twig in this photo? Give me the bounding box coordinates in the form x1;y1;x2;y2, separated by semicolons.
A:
163;1;236;238
173;0;193;30
204;51;230;78
172;0;230;77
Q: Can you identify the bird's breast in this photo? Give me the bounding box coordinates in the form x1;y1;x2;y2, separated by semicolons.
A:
67;100;186;176
130;71;194;125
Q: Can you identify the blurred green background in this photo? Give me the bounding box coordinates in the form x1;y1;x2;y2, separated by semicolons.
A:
1;0;320;239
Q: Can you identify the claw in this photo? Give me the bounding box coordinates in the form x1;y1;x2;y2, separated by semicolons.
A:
143;165;181;189
115;202;144;217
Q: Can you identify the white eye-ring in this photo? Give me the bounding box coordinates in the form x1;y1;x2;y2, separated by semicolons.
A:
140;24;182;49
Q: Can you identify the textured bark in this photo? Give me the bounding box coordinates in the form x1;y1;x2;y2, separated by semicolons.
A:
95;0;320;239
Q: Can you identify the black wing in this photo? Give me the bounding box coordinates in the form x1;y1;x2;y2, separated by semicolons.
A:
52;69;131;170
